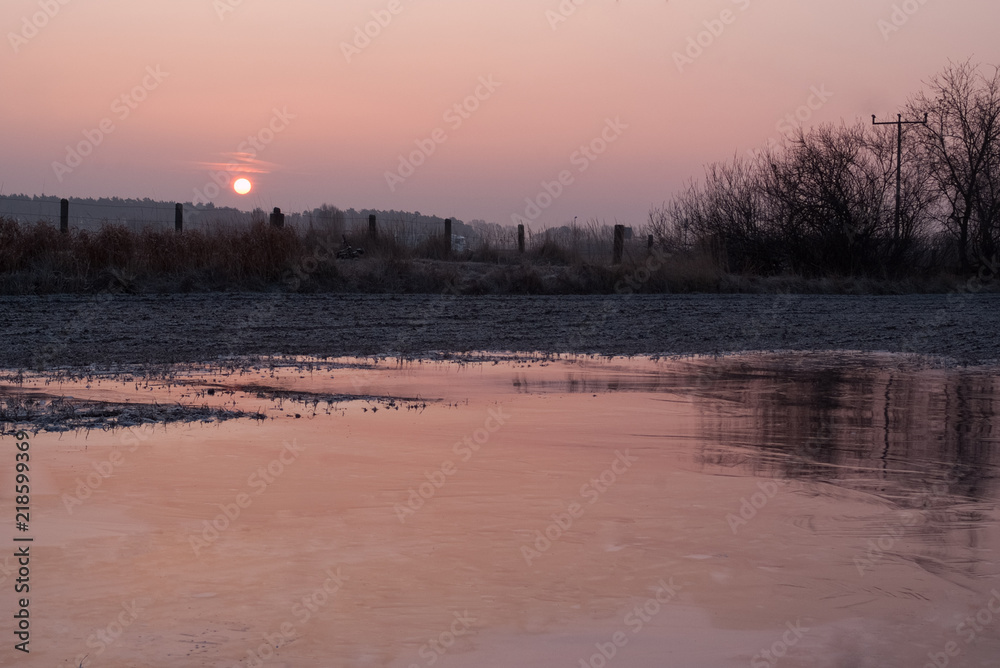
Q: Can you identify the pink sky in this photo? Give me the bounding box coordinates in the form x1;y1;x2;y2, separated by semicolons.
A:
3;0;999;228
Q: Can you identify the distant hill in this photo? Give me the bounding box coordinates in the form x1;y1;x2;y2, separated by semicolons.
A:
0;194;471;235
0;194;249;231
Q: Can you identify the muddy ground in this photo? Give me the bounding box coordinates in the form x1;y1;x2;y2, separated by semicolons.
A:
0;292;998;369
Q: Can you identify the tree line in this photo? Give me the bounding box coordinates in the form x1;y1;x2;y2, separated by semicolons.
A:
650;61;1000;278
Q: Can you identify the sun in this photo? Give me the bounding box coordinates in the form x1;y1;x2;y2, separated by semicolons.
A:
233;178;252;195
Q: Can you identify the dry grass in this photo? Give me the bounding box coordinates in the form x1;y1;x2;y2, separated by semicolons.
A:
0;217;988;295
0;218;300;293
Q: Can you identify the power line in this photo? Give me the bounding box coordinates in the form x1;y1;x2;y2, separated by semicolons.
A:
872;112;928;241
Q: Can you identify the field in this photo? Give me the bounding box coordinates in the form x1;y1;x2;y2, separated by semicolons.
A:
1;292;998;371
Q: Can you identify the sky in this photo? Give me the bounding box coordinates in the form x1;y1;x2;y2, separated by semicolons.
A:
2;0;999;228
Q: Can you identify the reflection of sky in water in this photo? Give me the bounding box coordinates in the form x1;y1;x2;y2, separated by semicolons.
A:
3;353;999;667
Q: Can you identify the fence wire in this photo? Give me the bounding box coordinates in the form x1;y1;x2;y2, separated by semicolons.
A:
1;197;652;263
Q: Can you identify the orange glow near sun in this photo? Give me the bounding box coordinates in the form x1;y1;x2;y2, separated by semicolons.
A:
233;178;252;195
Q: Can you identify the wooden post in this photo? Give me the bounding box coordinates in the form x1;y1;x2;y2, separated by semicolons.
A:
269;207;285;229
60;198;69;234
175;203;183;233
613;224;625;264
518;224;525;253
444;218;452;255
647;234;654;251
368;214;378;240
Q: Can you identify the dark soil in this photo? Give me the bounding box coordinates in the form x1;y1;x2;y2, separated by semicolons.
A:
1;293;998;370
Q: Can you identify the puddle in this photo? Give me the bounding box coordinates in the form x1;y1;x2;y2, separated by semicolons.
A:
3;353;1000;667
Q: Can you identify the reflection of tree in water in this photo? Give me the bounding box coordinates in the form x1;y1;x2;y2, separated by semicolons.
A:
941;371;997;501
689;355;999;505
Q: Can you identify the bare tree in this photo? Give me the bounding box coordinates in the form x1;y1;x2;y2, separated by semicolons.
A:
909;61;1000;272
314;204;346;236
760;124;897;275
650;61;1000;279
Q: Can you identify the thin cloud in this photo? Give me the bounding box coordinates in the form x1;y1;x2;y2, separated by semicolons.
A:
191;152;282;175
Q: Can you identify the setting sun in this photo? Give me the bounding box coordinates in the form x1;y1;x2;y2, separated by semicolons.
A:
233;178;252;195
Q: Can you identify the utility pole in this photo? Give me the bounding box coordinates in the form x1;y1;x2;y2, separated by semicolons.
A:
872;112;927;241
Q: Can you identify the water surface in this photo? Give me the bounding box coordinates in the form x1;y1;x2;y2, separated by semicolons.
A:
5;353;999;667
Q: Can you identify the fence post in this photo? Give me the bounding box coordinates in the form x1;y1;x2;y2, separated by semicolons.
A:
269;207;285;229
647;234;654;252
444;218;452;256
175;203;184;233
518;224;525;253
60;198;69;234
368;214;378;241
613;224;625;264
